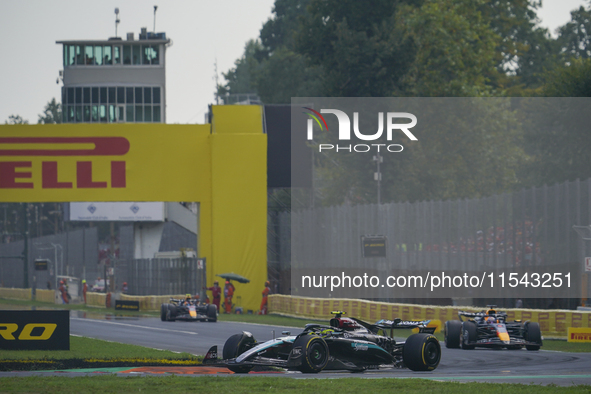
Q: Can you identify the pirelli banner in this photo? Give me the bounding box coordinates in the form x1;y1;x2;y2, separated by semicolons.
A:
0;310;70;350
0;124;210;202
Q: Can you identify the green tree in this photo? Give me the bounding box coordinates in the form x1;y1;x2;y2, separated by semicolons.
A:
307;0;527;204
481;0;557;92
219;0;560;204
556;5;591;61
543;58;591;97
37;98;62;124
259;0;311;57
399;0;499;97
255;47;323;103
217;40;264;102
256;0;323;102
4;115;29;124
218;0;322;103
295;0;418;97
517;2;591;187
314;99;526;205
518;60;591;187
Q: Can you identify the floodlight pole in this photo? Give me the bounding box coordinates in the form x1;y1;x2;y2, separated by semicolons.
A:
115;8;120;38
373;153;383;205
22;203;29;288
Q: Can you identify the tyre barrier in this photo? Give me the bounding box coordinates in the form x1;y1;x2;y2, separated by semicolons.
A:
267;294;591;337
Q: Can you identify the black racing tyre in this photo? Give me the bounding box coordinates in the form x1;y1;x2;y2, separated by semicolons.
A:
223;333;257;373
207;304;217;322
524;322;542;351
166;305;177;321
292;335;330;373
444;320;462;348
403;333;441;371
461;321;477;350
160;304;168;321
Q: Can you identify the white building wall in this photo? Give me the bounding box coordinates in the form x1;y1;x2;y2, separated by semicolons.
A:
133;223;164;259
63;67;165;86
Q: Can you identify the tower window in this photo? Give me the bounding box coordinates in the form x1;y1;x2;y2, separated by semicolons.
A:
113;46;121;64
63;43;162;67
123;45;131;65
62;86;163;123
95;46;103;65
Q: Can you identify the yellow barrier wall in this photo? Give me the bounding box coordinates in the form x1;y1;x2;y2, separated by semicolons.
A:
268;295;591;336
206;106;267;312
120;294;186;312
35;289;56;303
0;287;32;300
86;292;107;308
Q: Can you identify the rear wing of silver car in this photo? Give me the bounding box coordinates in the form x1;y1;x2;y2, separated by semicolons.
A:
374;318;436;334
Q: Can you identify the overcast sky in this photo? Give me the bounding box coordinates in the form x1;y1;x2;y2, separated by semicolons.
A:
0;0;587;125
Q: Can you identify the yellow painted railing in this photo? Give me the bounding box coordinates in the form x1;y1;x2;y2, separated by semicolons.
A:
268;294;591;336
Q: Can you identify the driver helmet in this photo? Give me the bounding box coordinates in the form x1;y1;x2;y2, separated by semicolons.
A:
185;293;191;301
486;316;496;324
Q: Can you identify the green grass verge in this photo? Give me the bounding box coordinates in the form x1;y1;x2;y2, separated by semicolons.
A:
542;339;591;352
0;336;199;361
0;336;201;371
0;376;590;393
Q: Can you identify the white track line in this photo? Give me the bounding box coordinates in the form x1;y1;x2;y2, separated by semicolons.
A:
71;318;198;335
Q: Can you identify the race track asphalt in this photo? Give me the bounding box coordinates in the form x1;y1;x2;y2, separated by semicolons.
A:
2;311;591;386
69;311;299;355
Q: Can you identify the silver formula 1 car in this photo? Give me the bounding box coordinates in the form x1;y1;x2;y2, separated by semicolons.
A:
203;311;441;373
444;306;542;350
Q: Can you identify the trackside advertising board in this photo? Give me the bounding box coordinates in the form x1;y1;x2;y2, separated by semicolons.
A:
567;327;591;342
115;300;140;311
0;310;70;350
0;124;210;202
